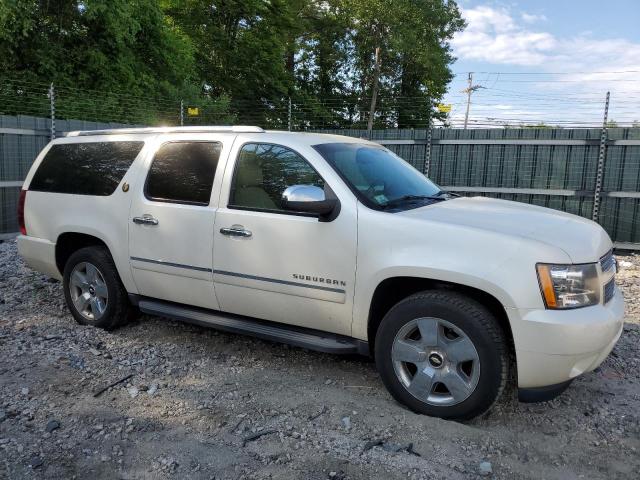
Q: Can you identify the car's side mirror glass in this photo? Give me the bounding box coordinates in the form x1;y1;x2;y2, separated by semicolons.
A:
281;185;338;218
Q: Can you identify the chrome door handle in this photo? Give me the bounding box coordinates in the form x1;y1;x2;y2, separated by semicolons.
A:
220;227;252;238
132;215;159;226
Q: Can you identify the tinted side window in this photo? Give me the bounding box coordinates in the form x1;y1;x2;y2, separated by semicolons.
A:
145;142;221;205
30;141;144;196
229;143;324;212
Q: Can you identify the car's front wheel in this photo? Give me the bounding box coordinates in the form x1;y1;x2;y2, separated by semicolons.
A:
63;246;132;330
375;290;509;420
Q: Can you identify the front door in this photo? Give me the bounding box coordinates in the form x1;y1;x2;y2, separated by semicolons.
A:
128;136;230;310
212;141;357;336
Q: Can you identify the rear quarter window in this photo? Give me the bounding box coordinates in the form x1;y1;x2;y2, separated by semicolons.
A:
144;141;222;205
29;141;144;196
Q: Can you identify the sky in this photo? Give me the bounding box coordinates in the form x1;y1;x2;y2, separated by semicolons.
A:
442;0;640;127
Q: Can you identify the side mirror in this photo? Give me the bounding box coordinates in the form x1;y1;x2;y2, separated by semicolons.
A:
281;185;338;217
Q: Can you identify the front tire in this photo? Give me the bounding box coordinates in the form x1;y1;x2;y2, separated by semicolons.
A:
63;246;132;330
375;290;508;420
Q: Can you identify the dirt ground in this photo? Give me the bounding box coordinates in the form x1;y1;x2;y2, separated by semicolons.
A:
0;239;639;480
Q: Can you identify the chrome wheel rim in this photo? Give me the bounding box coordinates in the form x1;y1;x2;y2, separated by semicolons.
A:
392;317;480;406
69;262;108;321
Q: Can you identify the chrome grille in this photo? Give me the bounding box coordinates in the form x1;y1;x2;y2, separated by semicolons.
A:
603;278;615;304
600;250;616;273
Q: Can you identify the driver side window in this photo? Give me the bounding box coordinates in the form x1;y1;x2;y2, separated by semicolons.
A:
229;143;325;212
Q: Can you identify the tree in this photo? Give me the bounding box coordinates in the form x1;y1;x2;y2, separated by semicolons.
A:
165;0;303;125
1;0;466;128
0;0;199;123
392;0;465;127
521;122;551;129
308;0;465;128
1;1;194;91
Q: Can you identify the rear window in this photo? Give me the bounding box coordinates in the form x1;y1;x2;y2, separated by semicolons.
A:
29;141;144;196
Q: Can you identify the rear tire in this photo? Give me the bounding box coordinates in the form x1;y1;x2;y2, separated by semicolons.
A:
63;246;132;330
375;290;508;420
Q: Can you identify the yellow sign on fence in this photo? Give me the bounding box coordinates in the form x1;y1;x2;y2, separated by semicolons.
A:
187;107;200;117
437;104;452;113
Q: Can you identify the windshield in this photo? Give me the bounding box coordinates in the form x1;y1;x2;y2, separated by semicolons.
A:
313;142;442;210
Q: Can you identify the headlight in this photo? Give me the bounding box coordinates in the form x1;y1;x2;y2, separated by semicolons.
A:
536;263;600;309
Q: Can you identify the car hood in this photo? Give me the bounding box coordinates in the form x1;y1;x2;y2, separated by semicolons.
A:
397;196;612;263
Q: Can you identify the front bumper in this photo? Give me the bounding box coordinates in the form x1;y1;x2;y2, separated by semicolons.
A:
510;287;624;390
518;379;574;403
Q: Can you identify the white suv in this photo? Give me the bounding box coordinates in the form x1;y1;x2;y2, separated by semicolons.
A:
17;126;624;420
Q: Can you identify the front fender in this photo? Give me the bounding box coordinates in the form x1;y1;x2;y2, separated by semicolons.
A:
351;266;517;341
351;205;572;340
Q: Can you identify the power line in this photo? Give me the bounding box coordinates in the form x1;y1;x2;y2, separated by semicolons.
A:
453;70;640;76
450;78;639;83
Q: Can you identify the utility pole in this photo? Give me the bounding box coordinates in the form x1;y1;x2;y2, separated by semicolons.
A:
462;73;484;129
180;100;184;126
288;97;292;131
367;46;382;137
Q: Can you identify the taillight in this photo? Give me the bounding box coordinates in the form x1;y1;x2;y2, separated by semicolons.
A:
18;189;27;235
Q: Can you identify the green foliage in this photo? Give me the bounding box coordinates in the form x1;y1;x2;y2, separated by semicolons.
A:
1;1;194;92
289;0;465;128
0;0;202;123
333;0;465;127
0;0;465;127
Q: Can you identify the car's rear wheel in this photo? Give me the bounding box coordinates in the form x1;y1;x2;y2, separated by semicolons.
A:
375;290;508;420
63;246;132;330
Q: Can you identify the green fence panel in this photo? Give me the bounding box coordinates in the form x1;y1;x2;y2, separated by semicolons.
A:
1;122;639;246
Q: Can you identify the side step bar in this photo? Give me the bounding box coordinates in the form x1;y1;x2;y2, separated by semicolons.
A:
136;298;369;356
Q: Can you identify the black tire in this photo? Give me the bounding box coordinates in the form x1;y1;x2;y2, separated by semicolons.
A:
63;246;133;330
375;290;508;420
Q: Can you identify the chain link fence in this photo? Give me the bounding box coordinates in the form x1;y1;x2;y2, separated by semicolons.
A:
0;79;442;132
1;78;639;248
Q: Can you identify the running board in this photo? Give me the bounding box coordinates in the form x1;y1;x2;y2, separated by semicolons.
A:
137;298;368;355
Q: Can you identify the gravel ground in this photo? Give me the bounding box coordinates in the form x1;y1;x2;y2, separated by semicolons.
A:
0;239;638;480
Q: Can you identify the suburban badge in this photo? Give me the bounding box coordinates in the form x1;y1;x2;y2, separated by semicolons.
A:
292;274;346;287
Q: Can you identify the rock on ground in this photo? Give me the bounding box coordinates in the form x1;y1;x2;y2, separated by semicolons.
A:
0;240;639;479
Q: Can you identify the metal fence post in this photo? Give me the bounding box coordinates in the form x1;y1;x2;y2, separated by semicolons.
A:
424;122;433;177
288;97;292;131
180;99;184;126
592;91;610;222
49;83;55;140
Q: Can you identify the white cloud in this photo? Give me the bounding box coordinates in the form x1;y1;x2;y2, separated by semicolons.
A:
452;6;556;65
452;5;640;72
446;5;640;126
448;5;640;126
521;12;547;24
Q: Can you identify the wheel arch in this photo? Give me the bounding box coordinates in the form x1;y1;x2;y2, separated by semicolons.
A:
367;276;515;363
55;232;111;275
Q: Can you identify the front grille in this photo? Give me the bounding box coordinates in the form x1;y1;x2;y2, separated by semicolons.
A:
603;278;615;304
600;250;616;273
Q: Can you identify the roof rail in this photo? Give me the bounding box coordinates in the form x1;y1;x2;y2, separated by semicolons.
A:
65;126;265;137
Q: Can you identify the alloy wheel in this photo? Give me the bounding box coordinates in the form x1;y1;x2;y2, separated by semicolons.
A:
68;262;109;321
391;317;480;406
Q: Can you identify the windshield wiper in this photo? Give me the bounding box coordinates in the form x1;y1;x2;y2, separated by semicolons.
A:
434;189;460;198
382;194;447;209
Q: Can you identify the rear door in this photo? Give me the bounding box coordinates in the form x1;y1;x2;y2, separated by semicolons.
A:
128;134;233;309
